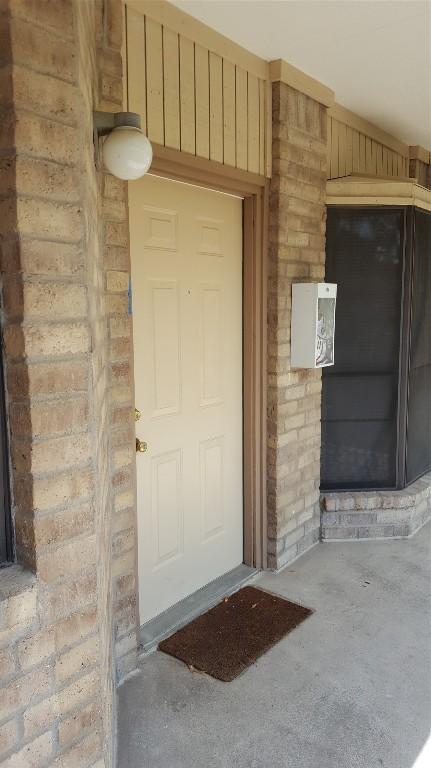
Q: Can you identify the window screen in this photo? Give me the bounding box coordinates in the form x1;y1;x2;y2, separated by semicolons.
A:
322;208;404;490
406;209;431;484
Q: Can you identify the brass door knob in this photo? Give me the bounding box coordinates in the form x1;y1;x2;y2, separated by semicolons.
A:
134;408;141;422
136;438;148;453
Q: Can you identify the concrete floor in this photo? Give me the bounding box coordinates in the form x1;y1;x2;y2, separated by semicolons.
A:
117;521;431;768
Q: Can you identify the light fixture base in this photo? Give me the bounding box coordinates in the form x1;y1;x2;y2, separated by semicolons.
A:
94;111;141;136
93;111;142;170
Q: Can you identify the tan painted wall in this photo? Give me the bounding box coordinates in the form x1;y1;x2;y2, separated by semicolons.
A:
126;1;270;176
327;104;409;180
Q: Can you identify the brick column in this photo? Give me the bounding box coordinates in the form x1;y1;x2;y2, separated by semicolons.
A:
267;81;328;569
0;0;134;765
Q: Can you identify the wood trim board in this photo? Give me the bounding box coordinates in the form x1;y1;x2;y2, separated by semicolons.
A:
327;177;431;213
269;59;335;107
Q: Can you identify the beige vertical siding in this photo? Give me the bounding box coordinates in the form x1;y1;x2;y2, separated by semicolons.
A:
126;4;269;176
195;44;210;159
222;59;236;166
327;111;409;180
126;2;411;183
163;27;180;150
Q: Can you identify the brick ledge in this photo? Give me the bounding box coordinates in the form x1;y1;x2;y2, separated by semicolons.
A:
0;564;37;602
321;473;431;540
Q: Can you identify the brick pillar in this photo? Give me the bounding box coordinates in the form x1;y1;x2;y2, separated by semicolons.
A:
267;81;328;570
0;0;135;764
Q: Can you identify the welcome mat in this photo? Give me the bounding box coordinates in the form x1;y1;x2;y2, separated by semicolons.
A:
159;585;313;681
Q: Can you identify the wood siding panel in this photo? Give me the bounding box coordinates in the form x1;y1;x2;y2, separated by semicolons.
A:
127;9;147;131
382;146;389;175
327;116;332;176
345;126;353;176
365;137;372;174
128;6;409;183
125;6;268;176
330;118;339;178
163;28;180;149
370;140;377;175
145;18;164;144
195;44;210;159
386;150;393;176
247;74;260;174
235;67;248;170
328;117;409;181
376;143;384;176
359;133;366;173
179;36;195;155
352;129;360;173
259;79;265;176
338;122;346;177
209;52;223;163
223;59;236;166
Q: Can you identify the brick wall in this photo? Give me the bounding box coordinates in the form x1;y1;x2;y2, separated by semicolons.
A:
267;81;328;570
0;0;137;765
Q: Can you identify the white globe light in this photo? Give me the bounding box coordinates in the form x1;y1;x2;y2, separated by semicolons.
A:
102;126;153;181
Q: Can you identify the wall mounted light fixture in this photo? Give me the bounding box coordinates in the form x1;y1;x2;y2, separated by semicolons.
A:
93;111;153;181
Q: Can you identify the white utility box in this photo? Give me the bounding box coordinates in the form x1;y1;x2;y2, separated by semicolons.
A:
291;283;337;368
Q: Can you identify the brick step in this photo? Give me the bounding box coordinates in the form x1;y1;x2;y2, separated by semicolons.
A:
322;509;413;527
320;472;431;540
321;521;411;540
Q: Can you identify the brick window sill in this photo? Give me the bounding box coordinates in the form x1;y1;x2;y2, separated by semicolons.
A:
0;563;37;601
0;564;38;644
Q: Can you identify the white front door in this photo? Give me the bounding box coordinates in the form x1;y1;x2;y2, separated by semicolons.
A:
129;174;243;625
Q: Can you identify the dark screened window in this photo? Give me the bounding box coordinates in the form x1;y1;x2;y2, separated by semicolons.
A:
322;208;404;490
322;205;431;492
406;209;431;484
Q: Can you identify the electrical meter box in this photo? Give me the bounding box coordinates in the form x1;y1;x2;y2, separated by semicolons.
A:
291;283;337;368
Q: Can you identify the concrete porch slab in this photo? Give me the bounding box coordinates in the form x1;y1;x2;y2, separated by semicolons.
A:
117;521;431;768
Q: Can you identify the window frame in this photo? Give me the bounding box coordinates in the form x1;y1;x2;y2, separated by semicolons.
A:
0;343;13;565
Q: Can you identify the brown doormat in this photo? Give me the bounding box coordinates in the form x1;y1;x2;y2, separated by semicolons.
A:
158;585;313;681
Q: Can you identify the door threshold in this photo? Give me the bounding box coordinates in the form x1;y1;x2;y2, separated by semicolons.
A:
139;564;259;655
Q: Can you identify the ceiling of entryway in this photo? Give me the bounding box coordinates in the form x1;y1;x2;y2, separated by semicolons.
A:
172;0;431;149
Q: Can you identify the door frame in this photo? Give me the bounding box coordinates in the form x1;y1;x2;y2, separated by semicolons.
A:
141;143;269;570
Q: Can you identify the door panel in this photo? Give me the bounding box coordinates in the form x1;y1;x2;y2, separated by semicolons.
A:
150;280;181;416
130;174;243;624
